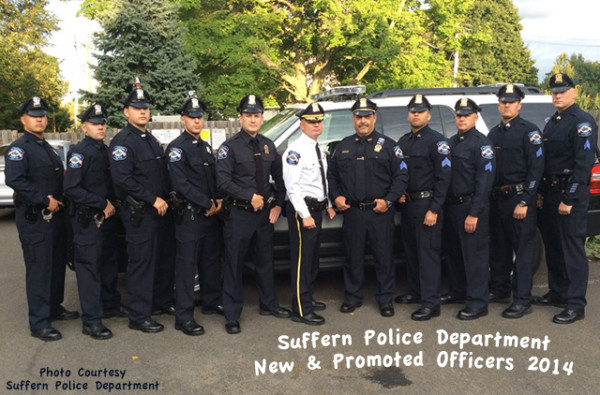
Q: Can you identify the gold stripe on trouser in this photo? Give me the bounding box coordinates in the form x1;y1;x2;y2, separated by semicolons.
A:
294;212;303;317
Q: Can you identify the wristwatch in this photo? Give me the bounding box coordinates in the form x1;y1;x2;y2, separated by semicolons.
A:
385;200;393;208
518;200;527;207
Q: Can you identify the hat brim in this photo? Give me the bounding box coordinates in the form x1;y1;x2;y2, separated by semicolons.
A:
408;105;429;113
26;110;47;117
241;107;263;114
87;117;107;124
551;86;572;93
127;102;150;109
184;111;204;118
455;108;476;116
499;97;521;103
353;110;376;117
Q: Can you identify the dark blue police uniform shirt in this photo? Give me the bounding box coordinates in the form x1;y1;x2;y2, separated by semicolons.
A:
448;127;495;217
63;136;115;210
4;132;63;208
542;103;598;205
488;115;544;206
398;125;451;213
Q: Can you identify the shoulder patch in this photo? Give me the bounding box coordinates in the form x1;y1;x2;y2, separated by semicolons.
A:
528;131;542;145
286;151;301;165
481;145;494;159
437;141;450;155
68;153;84;168
217;146;229;160
7;147;24;161
111;146;127;161
393;146;404;159
168;147;183;162
577;122;592;137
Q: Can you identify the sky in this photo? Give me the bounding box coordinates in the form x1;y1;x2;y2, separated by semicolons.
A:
43;0;600;101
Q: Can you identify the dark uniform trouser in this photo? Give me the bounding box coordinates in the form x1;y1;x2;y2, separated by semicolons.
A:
286;203;322;317
16;209;67;332
540;191;589;311
442;202;489;310
175;210;222;324
222;207;278;321
400;199;442;308
342;207;395;305
489;196;537;304
72;215;119;325
121;207;175;324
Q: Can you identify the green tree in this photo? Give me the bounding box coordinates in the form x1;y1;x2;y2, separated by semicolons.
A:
0;0;70;131
457;0;538;86
87;0;200;127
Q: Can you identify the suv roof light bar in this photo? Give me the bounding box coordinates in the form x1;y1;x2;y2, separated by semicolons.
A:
310;85;366;102
368;86;542;99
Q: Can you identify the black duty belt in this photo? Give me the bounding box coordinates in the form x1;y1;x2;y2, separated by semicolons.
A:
231;196;276;212
541;175;569;193
406;190;433;201
349;200;377;211
492;183;524;199
304;196;327;212
446;194;473;205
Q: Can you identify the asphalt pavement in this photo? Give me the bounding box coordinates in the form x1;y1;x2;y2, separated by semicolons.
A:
0;208;599;394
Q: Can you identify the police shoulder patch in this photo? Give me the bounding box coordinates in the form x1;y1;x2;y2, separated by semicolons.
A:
111;146;127;161
481;145;494;159
286;151;301;165
217;146;229;160
528;130;542;145
68;153;84;168
577;122;592;137
393;145;404;159
437;141;450;155
168;147;183;162
7;146;24;161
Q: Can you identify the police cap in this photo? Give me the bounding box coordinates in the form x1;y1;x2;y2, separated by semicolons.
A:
351;97;378;116
77;103;107;124
454;97;481;115
237;94;264;114
179;96;207;118
407;94;431;112
17;96;48;117
549;73;578;93
120;88;152;108
297;102;325;122
496;84;525;102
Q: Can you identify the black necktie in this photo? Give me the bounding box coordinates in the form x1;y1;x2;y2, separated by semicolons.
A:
315;143;328;198
355;139;366;201
197;141;217;199
39;140;61;170
251;138;265;196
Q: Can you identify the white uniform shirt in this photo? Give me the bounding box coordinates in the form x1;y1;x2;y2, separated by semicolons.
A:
282;132;330;219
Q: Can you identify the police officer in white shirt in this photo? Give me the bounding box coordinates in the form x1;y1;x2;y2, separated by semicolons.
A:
282;102;336;325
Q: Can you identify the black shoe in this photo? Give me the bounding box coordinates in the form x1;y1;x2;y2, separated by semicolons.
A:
457;307;488;320
394;294;421;304
128;319;164;333
552;309;584;324
152;305;176;316
225;320;241;334
31;327;62;341
311;300;326;311
175;320;205;336
201;305;224;316
82;323;113;340
532;293;567;308
440;293;465;305
259;306;291;318
340;301;362;313
103;305;129;318
380;303;395;317
488;291;510;303
411;306;440;321
292;312;325;326
502;303;531;319
52;308;80;321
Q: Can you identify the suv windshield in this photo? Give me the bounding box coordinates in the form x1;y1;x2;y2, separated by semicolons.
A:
261;108;301;141
479;103;554;131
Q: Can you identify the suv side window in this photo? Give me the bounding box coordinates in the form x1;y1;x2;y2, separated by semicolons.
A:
437;105;457;138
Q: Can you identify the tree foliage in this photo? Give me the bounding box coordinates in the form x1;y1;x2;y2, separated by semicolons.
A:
0;0;70;131
86;0;200;127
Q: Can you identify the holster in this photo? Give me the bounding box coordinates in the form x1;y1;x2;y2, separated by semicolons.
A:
125;195;146;227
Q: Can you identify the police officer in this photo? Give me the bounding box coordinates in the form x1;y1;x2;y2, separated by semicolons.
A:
488;84;544;319
442;98;495;320
328;97;408;317
535;73;598;324
396;94;451;321
216;94;290;334
282;103;336;326
5;97;79;341
109;85;175;333
166;95;223;336
64;104;122;340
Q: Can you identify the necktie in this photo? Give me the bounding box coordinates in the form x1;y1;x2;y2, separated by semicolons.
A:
355;138;366;201
315;143;328;198
197;141;217;199
251;138;265;196
39;140;62;170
